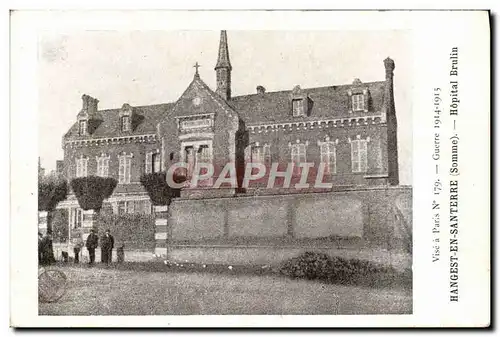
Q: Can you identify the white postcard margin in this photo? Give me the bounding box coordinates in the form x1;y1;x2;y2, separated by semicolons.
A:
10;10;490;327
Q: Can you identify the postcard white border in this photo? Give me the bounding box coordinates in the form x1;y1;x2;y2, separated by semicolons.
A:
10;9;490;327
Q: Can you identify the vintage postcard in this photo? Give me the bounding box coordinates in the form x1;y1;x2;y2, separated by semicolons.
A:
10;10;490;327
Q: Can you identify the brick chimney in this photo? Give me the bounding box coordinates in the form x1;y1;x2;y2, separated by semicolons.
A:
383;57;399;186
82;94;99;116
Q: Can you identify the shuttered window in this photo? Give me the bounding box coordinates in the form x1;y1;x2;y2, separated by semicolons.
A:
352;94;365;111
76;158;88;178
291;143;306;175
96;156;109;177
320;142;336;174
351;139;368;173
118;155;132;184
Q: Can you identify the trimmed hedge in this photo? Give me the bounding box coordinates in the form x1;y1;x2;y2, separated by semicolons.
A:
96;213;155;250
279;251;395;285
140;172;181;206
70;176;117;212
38;178;68;212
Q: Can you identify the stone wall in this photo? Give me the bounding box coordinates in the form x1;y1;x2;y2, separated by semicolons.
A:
155;186;412;268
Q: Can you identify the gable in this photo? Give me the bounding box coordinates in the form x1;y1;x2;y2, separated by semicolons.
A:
169;76;238;119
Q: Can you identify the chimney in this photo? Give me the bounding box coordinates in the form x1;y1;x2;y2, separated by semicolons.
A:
383;57;399;186
256;85;266;94
383;57;395;114
82;94;99;115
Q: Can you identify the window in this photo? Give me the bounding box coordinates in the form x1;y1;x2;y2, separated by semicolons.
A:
320;142;337;174
263;144;271;166
96;156;109;177
71;208;83;229
117;200;151;215
118;154;132;184
351;139;368;173
292;99;305;117
121;116;131;132
152;153;161;173
352;94;365;111
79;120;87;135
197;145;212;164
291;143;306;174
75;157;88;177
145;152;161;174
118;201;127;215
251;146;263;163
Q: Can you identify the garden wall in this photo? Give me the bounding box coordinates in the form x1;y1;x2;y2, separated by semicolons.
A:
155;186;412;268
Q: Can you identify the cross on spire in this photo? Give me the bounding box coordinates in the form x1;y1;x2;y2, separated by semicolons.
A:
193;62;201;78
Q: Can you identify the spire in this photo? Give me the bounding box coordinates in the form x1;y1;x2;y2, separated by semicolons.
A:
215;30;232;100
215;30;232;70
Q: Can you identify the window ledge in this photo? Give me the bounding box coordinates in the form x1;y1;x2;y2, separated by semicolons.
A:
363;174;389;179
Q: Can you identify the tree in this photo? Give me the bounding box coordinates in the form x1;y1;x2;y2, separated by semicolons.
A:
139;172;180;206
70;177;118;212
38;175;68;264
70;177;118;229
38;176;68;234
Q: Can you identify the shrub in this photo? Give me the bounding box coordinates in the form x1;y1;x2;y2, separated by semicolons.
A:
140;172;181;206
70;176;117;212
38;178;68;212
279;251;393;284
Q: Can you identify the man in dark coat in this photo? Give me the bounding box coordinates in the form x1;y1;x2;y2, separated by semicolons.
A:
38;232;43;264
40;232;55;265
101;229;114;264
85;229;99;265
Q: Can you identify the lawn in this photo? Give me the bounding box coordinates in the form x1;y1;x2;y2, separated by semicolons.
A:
39;264;412;315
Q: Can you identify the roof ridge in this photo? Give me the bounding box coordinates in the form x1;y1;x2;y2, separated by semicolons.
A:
231;80;386;99
96;102;175;114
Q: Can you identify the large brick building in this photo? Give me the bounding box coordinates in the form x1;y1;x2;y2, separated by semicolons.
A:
58;31;400;232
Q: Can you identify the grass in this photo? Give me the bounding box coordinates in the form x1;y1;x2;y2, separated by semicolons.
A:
39;262;412;315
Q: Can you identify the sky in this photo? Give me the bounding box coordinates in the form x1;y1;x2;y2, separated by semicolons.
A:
38;30;412;185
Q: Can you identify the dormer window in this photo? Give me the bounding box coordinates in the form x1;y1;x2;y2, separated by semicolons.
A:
121;116;131;132
292;99;305;117
119;103;135;132
79;120;87;135
352;94;365;111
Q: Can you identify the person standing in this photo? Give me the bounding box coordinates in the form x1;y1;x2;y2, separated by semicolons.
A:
40;232;55;265
85;229;98;265
72;235;84;263
38;232;43;264
101;229;114;264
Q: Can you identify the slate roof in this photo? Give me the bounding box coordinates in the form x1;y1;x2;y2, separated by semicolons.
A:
64;80;386;140
230;81;386;126
64;103;174;140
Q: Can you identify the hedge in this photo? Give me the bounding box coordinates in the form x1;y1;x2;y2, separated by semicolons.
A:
96;213;155;250
70;176;117;212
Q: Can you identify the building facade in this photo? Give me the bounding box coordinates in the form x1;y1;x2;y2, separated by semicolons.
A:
57;31;400;233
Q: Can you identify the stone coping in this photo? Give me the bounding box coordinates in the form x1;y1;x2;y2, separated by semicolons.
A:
173;185;412;202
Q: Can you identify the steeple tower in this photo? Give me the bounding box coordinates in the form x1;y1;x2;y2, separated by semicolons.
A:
215;30;232;101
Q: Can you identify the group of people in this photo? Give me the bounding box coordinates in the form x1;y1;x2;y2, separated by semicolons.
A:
38;229;115;265
80;228;115;265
